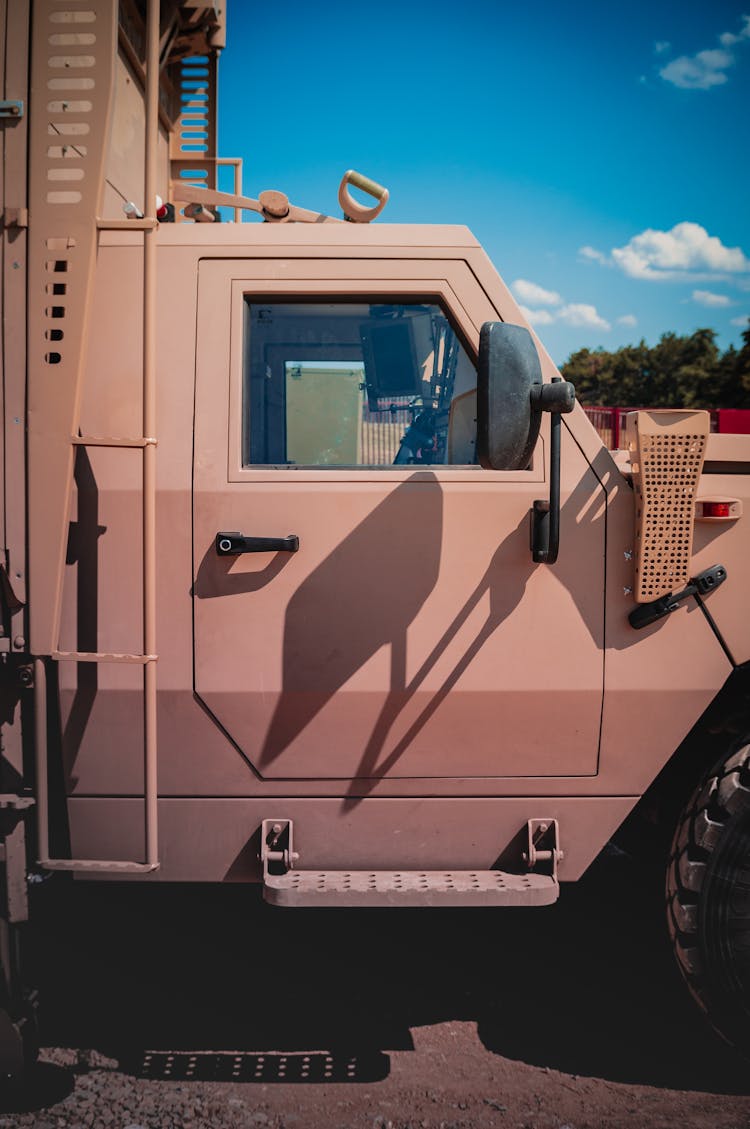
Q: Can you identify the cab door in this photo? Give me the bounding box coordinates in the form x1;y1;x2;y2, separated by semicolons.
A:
193;256;605;782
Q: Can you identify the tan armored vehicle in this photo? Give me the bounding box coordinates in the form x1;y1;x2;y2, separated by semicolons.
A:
0;0;748;1073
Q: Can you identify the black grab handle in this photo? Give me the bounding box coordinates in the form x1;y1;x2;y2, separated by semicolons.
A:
216;532;299;556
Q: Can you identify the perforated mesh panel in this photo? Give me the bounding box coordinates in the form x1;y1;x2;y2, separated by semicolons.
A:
625;411;709;603
169;53;218;219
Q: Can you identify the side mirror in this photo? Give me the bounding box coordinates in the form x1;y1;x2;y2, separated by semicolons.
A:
477;322;543;472
477;322;575;564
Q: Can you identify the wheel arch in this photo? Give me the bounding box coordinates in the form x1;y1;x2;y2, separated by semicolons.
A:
615;659;750;858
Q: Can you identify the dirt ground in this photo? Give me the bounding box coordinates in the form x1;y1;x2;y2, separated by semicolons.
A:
1;849;749;1128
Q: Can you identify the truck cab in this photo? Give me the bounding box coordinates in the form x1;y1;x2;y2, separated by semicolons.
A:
1;0;749;1071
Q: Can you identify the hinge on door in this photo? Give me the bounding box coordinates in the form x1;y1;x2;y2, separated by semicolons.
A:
0;101;23;120
523;819;563;881
2;207;28;229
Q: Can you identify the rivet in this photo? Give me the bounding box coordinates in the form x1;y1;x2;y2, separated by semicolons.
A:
13;635;25;650
623;586;633;596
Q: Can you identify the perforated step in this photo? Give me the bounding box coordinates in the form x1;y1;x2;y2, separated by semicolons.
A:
263;867;558;908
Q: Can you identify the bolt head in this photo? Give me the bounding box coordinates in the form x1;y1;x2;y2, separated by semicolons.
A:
13;635;25;650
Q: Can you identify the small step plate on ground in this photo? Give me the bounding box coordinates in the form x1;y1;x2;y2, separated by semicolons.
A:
263;868;558;908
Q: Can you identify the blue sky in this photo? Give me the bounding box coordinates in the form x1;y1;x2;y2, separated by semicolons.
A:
217;1;750;365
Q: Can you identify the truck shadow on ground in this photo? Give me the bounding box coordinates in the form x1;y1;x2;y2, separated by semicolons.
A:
13;848;748;1113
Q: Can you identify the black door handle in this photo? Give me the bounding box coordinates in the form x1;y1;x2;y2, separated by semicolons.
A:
216;531;299;556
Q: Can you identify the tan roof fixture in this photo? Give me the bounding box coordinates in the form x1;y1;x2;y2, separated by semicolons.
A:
172;169;389;224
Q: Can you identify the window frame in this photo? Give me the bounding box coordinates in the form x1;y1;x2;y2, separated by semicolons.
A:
226;274;545;484
241;297;480;471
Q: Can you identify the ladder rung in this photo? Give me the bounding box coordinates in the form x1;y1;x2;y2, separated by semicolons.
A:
52;650;157;665
96;218;158;230
73;435;157;448
39;858;159;874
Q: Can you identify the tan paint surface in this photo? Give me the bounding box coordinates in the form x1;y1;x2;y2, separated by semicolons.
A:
67;796;636;882
192;258;605;782
692;470;750;664
101;49;169;219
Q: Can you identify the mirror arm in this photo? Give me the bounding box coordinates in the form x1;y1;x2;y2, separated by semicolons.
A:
532;412;561;564
530;377;574;565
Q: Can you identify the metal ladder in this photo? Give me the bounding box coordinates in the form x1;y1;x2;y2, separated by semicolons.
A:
29;0;162;874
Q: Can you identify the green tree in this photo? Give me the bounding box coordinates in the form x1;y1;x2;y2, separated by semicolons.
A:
561;328;750;409
735;327;750;400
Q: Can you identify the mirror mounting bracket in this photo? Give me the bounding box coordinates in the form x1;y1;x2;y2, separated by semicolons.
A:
530;378;575;565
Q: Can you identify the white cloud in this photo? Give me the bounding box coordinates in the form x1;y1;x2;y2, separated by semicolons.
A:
609;222;750;281
557;304;611;331
518;305;555;327
730;315;749;327
692;289;732;307
617;314;638;327
660;16;750;90
720;15;750;46
511;279;562;307
579;245;610;266
654;40;671;54
660;49;733;89
515;279;611;335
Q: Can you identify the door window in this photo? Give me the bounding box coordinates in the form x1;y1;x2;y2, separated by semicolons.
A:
243;301;478;467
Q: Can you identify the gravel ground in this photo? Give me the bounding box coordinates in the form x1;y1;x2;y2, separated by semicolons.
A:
1;850;748;1128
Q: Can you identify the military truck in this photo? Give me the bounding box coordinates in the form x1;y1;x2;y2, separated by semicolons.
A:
0;0;748;1074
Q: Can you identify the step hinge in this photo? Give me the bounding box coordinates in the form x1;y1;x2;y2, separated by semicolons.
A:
0;100;24;120
523;818;563;881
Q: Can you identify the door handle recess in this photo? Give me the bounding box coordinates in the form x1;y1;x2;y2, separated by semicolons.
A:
216;532;299;556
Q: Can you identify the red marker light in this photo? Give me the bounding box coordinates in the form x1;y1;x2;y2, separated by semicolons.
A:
702;502;731;518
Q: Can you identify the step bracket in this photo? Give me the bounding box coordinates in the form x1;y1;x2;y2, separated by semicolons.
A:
260;818;559;908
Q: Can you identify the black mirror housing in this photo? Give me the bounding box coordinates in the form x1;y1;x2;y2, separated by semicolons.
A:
477;322;543;470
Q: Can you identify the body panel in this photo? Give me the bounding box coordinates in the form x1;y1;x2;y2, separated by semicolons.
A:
51;226;736;881
68;795;637;883
192;258;605;784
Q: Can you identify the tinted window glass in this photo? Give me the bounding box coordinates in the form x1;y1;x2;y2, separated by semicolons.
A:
243;301;478;467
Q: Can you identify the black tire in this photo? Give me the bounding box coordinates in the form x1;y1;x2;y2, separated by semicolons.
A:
667;741;750;1054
